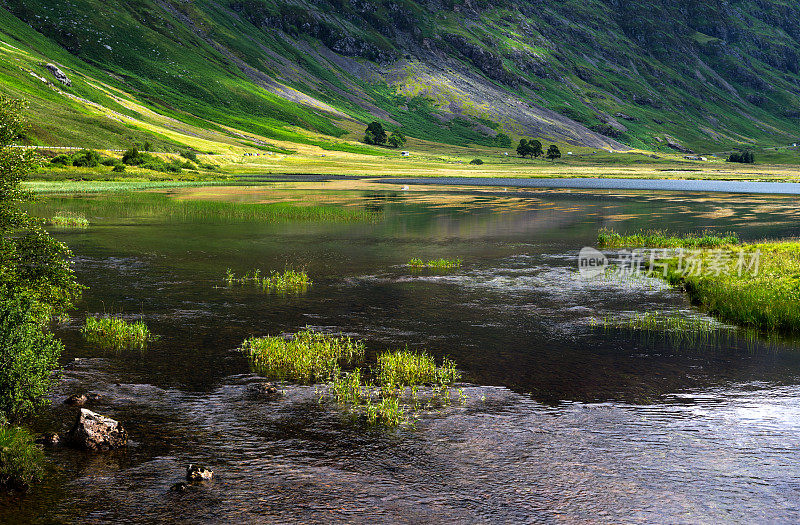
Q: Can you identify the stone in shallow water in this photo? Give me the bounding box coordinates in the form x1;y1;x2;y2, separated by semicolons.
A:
246;382;281;398
186;464;213;482
66;409;128;450
35;432;61;447
64;393;87;406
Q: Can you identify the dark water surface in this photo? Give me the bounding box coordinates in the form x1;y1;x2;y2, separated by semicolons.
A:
4;184;800;523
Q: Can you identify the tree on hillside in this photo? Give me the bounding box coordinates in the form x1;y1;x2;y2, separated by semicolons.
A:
727;150;755;164
546;144;562;161
387;131;406;148
0;95;81;421
529;140;543;158
364;122;387;146
516;139;529;158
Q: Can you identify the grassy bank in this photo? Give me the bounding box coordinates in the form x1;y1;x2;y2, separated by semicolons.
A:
598;228;739;249
659;242;800;333
0;426;44;490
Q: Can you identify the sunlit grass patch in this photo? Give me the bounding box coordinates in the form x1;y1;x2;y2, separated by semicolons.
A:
598;228;739;249
0;426;44;491
225;268;311;294
376;349;460;389
49;212;89;228
408;257;462;269
82;316;156;351
242;329;365;383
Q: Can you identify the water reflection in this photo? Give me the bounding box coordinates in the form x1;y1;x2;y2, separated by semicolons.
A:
5;184;800;522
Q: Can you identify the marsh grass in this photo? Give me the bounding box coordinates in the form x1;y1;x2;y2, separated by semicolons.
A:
0;426;44;490
598;228;739;249
49;212;89;228
225;268;311;294
327;349;462;428
376;350;460;390
82;316;156;351
594;311;721;347
242;330;365;383
408;257;462;269
658;242;800;333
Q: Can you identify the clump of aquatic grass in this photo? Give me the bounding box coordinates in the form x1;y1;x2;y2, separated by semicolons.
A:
0;426;45;490
408;257;462;269
242;329;365;383
598;228;739;249
49;212;89;228
82;316;156;351
225;268;311;293
656;241;800;333
376;350;460;390
326;349;462;429
595;311;721;347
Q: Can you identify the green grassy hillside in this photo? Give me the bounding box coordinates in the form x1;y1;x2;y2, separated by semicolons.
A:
0;0;799;155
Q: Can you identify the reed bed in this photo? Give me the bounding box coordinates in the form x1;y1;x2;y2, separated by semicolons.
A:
598;228;739;249
242;330;365;383
659;242;800;333
225;268;311;294
82;316;156;351
408;257;462;269
49;212;89;228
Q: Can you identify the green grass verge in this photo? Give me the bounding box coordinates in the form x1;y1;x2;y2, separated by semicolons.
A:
598;228;739;249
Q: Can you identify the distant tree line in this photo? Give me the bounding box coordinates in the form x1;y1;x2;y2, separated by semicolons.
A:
517;139;561;161
363;122;406;148
727;150;755;163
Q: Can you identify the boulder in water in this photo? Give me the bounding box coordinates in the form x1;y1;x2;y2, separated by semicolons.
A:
66;409;128;450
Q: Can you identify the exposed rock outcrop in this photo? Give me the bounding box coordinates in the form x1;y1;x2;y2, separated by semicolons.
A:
186;464;213;482
66;409;128;451
45;63;71;86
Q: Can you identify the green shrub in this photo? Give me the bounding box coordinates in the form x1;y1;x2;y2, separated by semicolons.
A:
49;154;72;166
112;163;126;173
180;150;198;163
469;158;484;165
0;426;44;490
71;149;101;168
0;294;63;421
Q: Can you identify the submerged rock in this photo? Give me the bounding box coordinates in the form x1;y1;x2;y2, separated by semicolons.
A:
64;393;87;406
66;409;128;451
186;464;213;482
246;382;281;398
35;432;61;447
170;482;189;492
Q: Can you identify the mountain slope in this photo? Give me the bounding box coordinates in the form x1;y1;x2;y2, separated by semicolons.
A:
1;0;799;153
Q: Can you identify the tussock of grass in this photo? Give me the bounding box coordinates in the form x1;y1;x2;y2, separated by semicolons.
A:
0;426;44;490
408;257;462;269
594;311;720;347
49;212;89;228
376;350;460;389
657;242;800;333
82;316;156;351
225;268;311;294
598;228;739;249
242;330;365;383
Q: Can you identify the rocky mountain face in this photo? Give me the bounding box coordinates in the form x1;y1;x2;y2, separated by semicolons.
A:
1;0;799;150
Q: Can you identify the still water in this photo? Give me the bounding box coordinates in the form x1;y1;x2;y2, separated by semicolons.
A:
4;181;800;523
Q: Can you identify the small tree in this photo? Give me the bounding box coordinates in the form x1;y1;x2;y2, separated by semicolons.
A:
546;144;562;161
387;131;406;148
365;122;387;146
122;147;145;165
516;139;530;158
529;140;543;158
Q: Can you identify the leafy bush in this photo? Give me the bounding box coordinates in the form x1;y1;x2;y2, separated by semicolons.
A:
0;294;63;421
49;154;71;166
469;158;484;165
727;150;755;163
0;426;44;490
180;150;198;163
71;149;101;168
